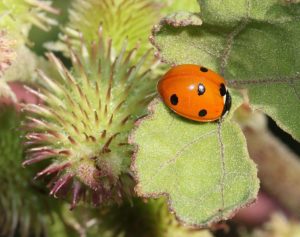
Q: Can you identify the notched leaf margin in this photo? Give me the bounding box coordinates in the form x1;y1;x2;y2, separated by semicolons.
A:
149;9;300;142
129;97;258;228
149;13;202;64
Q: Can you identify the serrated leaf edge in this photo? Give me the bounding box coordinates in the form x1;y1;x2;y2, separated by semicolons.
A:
129;98;259;227
149;13;203;64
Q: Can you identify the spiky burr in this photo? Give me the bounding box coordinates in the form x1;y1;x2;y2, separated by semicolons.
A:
23;27;157;208
0;0;58;44
60;0;159;59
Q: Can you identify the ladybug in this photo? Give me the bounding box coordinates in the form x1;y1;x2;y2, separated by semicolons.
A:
157;64;231;122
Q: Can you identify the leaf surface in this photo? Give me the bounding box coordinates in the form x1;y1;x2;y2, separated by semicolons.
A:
152;0;300;140
130;96;259;226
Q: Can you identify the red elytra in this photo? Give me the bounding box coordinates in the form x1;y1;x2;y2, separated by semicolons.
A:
157;64;231;122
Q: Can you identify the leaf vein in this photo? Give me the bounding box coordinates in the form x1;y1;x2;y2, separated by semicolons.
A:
220;0;251;76
289;80;300;101
143;130;217;187
217;121;225;218
161;130;217;169
227;74;300;87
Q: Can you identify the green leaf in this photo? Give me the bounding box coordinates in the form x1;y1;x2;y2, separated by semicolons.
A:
152;0;300;141
130;95;259;226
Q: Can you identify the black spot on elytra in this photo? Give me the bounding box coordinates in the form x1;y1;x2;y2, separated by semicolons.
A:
198;83;206;95
170;94;178;105
200;67;208;72
198;109;207;117
220;83;226;96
